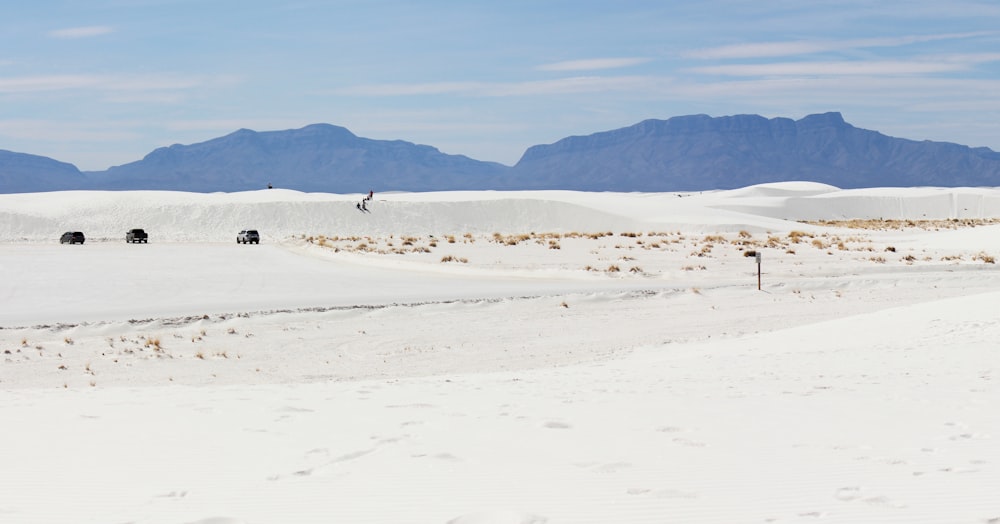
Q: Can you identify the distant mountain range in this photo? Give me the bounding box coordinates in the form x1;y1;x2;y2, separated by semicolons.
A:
3;112;1000;193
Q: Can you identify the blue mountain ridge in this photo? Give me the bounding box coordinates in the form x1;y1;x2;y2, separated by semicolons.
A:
2;113;1000;193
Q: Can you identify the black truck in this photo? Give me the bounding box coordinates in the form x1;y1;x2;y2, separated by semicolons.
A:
126;228;148;243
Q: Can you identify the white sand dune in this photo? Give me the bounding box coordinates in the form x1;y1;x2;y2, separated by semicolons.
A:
1;183;998;523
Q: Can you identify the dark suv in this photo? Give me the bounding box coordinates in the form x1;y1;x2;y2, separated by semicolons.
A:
126;228;148;243
60;231;85;244
237;230;260;244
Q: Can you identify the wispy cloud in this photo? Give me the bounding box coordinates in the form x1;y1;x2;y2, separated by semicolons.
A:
332;76;656;97
689;53;1000;77
164;118;310;133
536;57;651;72
0;73;234;94
690;60;968;76
0;119;138;142
47;26;114;39
684;32;996;60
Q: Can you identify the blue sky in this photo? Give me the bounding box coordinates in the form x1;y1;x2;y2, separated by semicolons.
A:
3;0;1000;171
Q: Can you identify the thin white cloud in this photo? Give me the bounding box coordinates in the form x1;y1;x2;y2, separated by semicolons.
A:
47;26;114;39
689;60;972;76
0;73;231;94
661;75;1000;108
332;76;655;97
685;32;996;60
536;57;651;72
0;119;138;142
0;75;105;92
164;119;311;133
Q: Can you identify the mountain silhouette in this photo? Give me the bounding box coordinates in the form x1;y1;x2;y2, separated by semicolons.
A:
3;113;1000;193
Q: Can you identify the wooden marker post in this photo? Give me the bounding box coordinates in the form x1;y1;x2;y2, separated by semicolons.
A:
755;251;762;290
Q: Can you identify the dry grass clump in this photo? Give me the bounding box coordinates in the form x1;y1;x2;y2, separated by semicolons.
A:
441;255;469;263
974;252;996;264
492;232;533;246
143;336;162;352
788;230;812;243
806;218;1000;231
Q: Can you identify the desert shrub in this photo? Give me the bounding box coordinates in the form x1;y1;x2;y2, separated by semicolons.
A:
144;337;162;351
606;265;621;272
743;250;757;257
738;230;752;238
811;238;827;249
788;230;810;243
974;252;996;264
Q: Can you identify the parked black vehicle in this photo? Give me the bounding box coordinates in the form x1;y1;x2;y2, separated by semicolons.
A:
60;231;85;244
237;230;260;244
126;228;148;243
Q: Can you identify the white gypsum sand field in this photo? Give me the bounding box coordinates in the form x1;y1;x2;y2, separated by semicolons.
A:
0;183;998;524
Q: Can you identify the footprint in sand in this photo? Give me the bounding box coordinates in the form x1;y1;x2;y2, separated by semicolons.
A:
671;437;707;448
834;486;861;502
185;518;246;524
446;510;547;524
595;461;632;474
270;448;375;480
